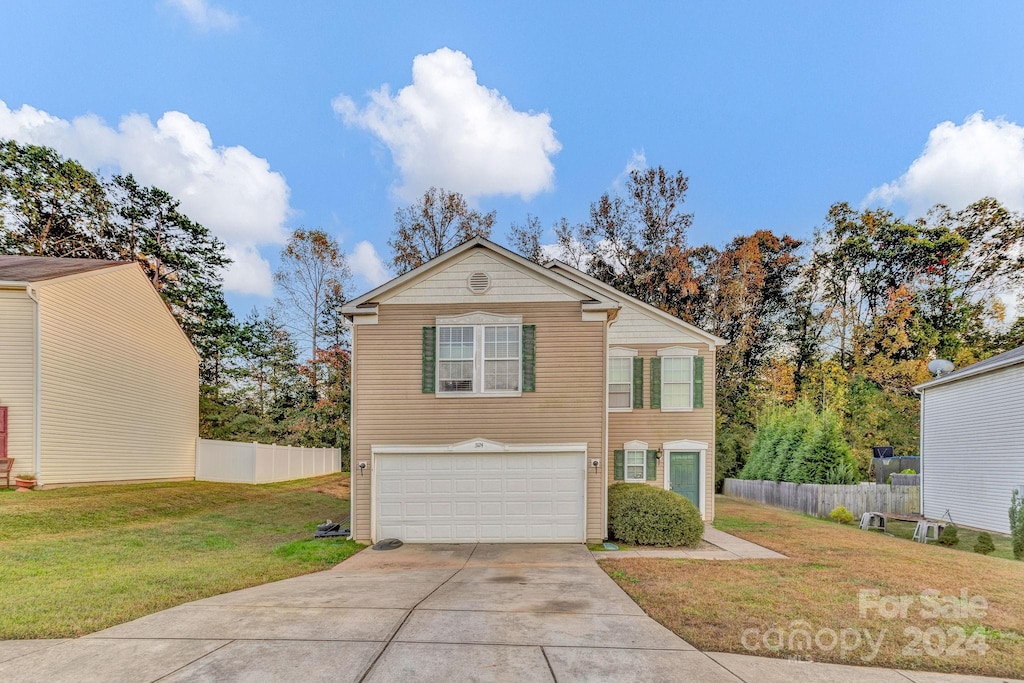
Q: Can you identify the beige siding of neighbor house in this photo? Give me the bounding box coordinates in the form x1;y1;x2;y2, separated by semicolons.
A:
607;344;717;520
352;301;607;542
0;289;36;469
35;265;199;485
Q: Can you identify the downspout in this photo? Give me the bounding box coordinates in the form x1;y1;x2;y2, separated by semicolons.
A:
602;307;619;540
25;284;42;486
914;386;924;517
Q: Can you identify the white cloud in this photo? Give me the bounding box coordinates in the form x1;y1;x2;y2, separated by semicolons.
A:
867;112;1024;214
612;149;647;192
0;100;291;296
333;47;561;202
348;240;391;289
164;0;240;31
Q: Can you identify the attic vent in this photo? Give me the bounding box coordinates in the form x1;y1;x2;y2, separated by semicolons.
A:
467;272;491;294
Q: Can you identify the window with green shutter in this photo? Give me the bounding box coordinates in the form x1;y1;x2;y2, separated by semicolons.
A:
693;355;705;408
632;356;644;409
522;324;536;392
646;450;658;481
422;326;436;393
650;357;661;409
613;449;625;481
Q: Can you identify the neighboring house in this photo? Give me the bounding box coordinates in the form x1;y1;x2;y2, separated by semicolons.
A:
914;346;1024;534
0;256;199;487
342;238;725;544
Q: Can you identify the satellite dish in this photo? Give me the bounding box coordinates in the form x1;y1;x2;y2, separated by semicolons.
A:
927;359;955;377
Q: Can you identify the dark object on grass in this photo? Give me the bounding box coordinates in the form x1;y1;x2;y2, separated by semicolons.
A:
314;519;350;538
973;532;995;555
936;525;959;547
372;538;403;551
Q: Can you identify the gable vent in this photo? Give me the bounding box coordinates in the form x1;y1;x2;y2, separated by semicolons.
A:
467;272;491;294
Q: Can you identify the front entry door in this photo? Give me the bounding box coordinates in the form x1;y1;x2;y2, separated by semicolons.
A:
669;451;700;509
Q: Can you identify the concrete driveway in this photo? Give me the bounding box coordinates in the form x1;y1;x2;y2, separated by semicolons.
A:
1;544;1016;682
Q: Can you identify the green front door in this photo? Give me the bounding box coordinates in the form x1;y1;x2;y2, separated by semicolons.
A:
669;451;700;508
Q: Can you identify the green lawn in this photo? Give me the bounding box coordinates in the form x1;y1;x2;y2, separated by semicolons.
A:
885;520;1016;560
0;474;362;639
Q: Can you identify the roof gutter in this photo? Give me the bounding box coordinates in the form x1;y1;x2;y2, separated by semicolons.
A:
913;355;1024;392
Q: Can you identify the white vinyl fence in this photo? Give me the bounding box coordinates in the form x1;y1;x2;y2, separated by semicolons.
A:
196;438;342;484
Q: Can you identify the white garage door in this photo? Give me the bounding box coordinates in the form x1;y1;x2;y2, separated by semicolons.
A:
375;451;586;543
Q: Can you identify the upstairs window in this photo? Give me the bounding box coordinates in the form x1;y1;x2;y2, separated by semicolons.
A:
438;326;475;393
433;318;524;396
661;356;693;410
608;357;633;410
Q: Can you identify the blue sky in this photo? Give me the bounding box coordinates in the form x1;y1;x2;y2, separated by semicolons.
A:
3;1;1024;315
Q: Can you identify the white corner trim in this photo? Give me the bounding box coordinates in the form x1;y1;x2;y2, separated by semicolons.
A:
436;311;523;326
623;440;649;451
371;438;589;455
657;346;699;357
662;439;708;451
608;347;638;357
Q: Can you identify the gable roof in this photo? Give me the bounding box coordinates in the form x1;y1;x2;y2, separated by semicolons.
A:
915;345;1024;392
0;255;127;283
341;237;617;315
544;260;727;347
342;237;726;348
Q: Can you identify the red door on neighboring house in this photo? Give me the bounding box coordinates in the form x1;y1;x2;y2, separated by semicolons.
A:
0;406;8;458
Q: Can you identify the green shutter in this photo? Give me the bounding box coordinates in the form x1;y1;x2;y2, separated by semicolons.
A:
693;356;704;408
650;357;661;409
646;450;658;481
613;450;625;481
522;324;536;392
422;326;436;393
632;356;644;409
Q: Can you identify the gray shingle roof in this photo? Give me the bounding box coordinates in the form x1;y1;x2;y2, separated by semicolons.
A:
0;255;127;283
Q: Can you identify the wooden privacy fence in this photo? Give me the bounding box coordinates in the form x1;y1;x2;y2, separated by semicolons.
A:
196;438;342;484
723;478;920;519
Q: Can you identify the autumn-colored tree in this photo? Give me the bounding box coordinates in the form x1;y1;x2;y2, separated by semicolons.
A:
274;228;351;389
389;187;495;273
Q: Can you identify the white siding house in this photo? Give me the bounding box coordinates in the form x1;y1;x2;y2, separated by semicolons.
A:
915;346;1024;534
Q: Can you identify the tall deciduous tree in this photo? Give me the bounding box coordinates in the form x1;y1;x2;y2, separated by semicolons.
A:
389;187;495;273
274;228;351;389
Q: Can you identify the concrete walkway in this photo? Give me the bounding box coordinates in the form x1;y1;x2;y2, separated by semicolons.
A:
594;527;788;560
0;544;1017;682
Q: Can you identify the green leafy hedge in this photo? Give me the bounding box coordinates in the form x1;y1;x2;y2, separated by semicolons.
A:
608;483;704;547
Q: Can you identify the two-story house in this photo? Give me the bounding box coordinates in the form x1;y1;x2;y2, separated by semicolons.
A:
342;238;725;544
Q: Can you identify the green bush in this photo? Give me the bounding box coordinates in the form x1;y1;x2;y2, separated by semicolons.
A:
900;468;917;475
829;505;855;525
787;410;857;484
608;483;704;547
1010;490;1024;560
936;525;959;547
973;532;995;555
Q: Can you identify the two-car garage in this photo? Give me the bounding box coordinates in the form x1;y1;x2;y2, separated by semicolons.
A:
371;441;587;543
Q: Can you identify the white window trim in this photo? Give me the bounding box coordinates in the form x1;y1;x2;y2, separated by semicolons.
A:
658;348;695;413
624;448;647;482
662;439;708;520
436;322;522;398
608;348;637;413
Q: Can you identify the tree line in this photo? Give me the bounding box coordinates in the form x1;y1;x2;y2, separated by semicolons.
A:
4;140;1023;483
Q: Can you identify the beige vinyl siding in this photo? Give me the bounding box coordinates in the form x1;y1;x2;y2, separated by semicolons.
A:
383;250;581;305
35;265;199;484
920;364;1024;534
0;288;36;468
608;302;708;346
608;344;716;520
353;302;606;542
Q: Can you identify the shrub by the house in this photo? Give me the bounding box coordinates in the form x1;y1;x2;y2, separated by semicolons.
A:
973;532;995;555
1010;490;1024;560
608;483;704;547
936;525;959;547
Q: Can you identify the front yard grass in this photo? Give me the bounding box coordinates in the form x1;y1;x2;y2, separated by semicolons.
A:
0;474;361;639
599;496;1024;679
